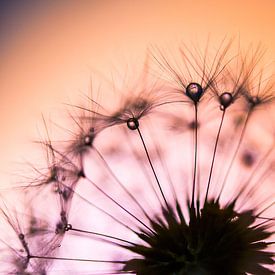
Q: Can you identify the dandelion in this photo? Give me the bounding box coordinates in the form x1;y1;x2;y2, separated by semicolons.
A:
0;41;274;274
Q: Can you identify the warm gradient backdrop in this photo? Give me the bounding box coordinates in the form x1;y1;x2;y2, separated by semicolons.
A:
0;0;274;186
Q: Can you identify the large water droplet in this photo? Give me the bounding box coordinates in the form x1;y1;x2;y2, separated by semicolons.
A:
186;83;203;103
219;92;233;109
127;118;139;130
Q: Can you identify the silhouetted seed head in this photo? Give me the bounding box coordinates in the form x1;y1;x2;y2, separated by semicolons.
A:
122;200;273;275
186;82;204;103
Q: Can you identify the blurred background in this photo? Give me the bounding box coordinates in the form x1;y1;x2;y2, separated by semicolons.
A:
0;0;274;186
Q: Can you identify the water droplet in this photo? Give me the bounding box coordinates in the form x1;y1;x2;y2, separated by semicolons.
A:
83;127;95;146
18;233;24;240
65;223;72;231
127;118;139;130
186;83;203;103
219;92;233;109
84;135;92;145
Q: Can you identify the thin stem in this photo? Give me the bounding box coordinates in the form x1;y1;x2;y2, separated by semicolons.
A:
56;181;137;234
29;255;125;264
84;176;154;234
149;125;178;203
69;227;136;246
205;109;226;204
125;128;163;208
218;110;251;198
256;201;275;217
136;127;169;209
191;104;198;208
256;217;275;221
93;147;151;221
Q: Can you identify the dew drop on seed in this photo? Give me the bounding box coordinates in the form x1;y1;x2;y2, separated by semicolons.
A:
65;223;72;231
186;82;203;103
219;92;233;110
127;118;139;130
84;135;92;145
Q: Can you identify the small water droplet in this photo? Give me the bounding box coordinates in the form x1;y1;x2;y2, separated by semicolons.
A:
127;118;139;130
84;135;92;145
186;83;203;103
219;92;233;109
65;224;72;231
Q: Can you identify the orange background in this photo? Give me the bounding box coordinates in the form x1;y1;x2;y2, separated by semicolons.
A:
0;0;274;186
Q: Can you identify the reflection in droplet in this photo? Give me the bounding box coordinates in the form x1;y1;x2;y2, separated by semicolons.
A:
186;83;203;103
219;92;233;110
127;118;139;130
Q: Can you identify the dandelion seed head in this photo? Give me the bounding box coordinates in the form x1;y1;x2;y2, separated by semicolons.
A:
1;40;274;274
